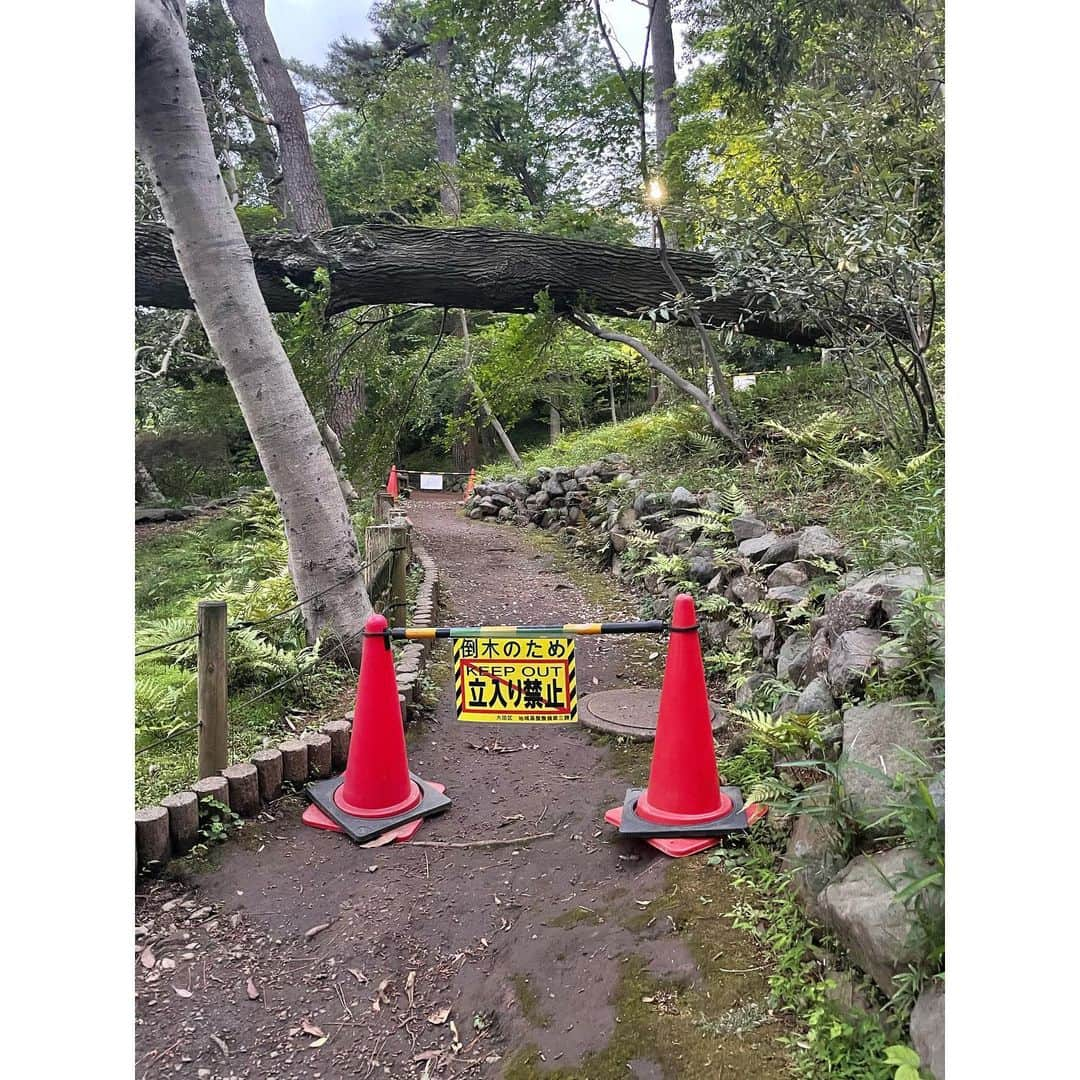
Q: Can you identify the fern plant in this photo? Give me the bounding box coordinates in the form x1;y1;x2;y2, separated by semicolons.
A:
727;706;825;754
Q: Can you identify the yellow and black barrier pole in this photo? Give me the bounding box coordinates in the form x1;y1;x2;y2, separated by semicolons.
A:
388;620;670;640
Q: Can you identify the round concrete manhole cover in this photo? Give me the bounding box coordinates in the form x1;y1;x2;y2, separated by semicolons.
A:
580;688;724;741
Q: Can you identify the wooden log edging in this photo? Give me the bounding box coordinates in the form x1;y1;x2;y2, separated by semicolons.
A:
134;520;442;874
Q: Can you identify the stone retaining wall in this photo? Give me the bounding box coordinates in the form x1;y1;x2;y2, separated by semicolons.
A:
466;458;945;1077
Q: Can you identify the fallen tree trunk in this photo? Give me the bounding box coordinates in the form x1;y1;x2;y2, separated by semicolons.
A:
135;221;824;346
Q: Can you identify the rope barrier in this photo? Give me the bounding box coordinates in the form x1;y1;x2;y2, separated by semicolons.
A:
135;547;409;658
135;722;200;757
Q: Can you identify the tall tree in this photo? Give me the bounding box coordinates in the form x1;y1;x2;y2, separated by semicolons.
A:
651;0;678;163
135;0;371;662
188;0;283;213
225;0;332;231
431;37;461;218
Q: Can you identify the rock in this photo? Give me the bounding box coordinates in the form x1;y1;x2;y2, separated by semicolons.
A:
670;486;700;510
823;969;875;1019
729;574;765;605
633;491;669;515
796;676;837;716
840;702;935;834
609;530;629;553
616;505;639;529
802;628;832;685
731;514;768;543
782;808;846;922
657;527;689;555
852;566;931;621
875;636;907;675
772;691;800;717
823;588;882;638
752;616;777;660
819;847;938;995
542;477;564;496
687;556;716;585
767;562;809;588
525;490;550;510
738;532;780;559
767;585;809;605
798;525;845;562
910;983;945;1079
827;628;887;696
706;570;728;593
497;505;514;521
701;619;731;647
735;672;769;706
928;771;945;826
777;632;812;683
574;465;594;480
762;532;802;566
639;512;671;533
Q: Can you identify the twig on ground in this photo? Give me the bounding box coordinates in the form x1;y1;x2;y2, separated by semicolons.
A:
409;831;555;850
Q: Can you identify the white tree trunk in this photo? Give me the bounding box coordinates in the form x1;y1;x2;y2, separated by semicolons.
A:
135;0;370;664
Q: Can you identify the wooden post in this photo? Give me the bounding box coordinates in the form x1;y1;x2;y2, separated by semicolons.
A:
389;522;408;627
374;491;392;523
197;600;228;778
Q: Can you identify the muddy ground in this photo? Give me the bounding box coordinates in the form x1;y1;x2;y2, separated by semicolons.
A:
135;493;792;1080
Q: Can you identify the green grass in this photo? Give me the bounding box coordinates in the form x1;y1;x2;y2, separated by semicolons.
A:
134;487;393;805
481;364;943;576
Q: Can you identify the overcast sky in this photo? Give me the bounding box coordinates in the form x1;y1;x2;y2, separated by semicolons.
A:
265;0;682;69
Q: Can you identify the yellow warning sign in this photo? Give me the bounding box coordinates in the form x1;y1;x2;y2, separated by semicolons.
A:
453;636;578;723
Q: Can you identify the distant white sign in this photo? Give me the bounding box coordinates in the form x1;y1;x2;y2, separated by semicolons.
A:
420;473;444;490
733;374;757;392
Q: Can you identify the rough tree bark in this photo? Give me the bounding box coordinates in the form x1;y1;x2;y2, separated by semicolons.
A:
136;0;371;664
652;0;677;164
432;38;461;219
225;0;331;231
136;221;825;346
651;0;679;249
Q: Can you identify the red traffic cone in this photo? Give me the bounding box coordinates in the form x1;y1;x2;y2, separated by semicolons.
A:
604;594;761;857
303;612;449;843
463;468;476;499
387;465;400;501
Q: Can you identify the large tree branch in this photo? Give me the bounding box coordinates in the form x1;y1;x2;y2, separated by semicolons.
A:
135;221;824;346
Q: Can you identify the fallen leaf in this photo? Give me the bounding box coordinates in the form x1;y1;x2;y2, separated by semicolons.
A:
366;865;378;873
405;970;416;1007
174;987;193;998
160;957;176;971
301;1019;325;1038
304;922;331;940
348;968;368;984
139;945;156;970
427;1006;451;1025
634;900;651;908
246;977;260;1000
358;830;399;849
309;1036;328;1048
209;1034;229;1057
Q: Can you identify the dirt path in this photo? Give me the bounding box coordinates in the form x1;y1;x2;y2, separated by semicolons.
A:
135;494;791;1080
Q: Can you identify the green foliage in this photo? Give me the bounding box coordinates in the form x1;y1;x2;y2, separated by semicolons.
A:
727;706;825;755
883;1044;924;1080
194;795;243;853
716;841;895;1079
870;588;945;708
134;490;357;804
